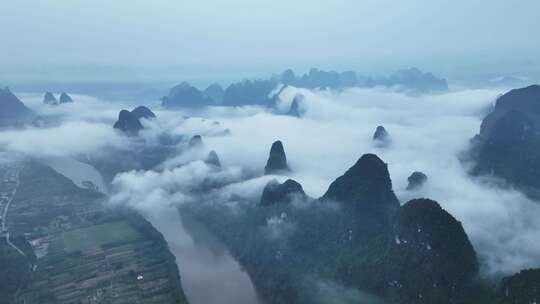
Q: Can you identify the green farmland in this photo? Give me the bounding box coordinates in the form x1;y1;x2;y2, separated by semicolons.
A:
61;221;141;252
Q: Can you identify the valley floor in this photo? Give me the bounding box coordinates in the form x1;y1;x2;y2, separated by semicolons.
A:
0;160;188;304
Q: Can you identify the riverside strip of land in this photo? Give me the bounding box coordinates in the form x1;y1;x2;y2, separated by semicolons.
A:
0;160;188;304
0;163;25;256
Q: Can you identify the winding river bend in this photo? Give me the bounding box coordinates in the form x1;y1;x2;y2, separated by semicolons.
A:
48;157;261;304
146;207;262;304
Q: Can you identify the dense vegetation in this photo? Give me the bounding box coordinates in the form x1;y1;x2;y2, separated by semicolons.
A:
0;161;188;304
0;237;34;303
468;85;540;199
181;154;491;304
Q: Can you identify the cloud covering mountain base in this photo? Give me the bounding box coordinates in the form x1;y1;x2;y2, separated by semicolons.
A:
3;86;540;277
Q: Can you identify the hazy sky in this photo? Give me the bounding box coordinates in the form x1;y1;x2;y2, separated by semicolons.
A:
1;0;540;78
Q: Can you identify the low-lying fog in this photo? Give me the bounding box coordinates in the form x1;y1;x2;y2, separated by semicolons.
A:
3;86;540;277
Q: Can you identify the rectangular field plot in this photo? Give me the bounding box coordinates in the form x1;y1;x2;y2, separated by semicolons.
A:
61;221;141;252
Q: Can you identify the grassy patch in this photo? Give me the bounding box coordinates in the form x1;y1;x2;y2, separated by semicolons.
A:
62;221;141;252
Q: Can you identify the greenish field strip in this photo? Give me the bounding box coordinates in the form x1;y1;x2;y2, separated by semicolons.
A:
61;221;141;253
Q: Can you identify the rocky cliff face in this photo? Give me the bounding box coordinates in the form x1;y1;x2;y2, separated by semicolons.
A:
499;268;540;304
264;140;289;174
385;198;478;303
468;85;540;199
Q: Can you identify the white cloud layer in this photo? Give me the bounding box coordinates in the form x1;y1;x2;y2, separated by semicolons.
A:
113;85;540;276
3;86;539;277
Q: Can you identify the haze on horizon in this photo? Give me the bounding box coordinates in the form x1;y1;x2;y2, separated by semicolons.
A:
1;0;540;84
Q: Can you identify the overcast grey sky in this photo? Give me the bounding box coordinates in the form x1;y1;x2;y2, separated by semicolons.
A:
1;0;539;80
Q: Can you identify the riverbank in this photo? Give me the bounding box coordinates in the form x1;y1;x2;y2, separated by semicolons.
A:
144;206;261;304
2;160;188;303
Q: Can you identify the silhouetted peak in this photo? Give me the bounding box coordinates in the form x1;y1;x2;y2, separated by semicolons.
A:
205;150;221;168
264;140;289;174
189;135;203;148
59;92;73;104
43;92;58;105
385;68;448;93
468;84;540;200
287;94;304;117
131;106;156;120
163;82;212;108
113;109;143;136
322;154;399;214
396;198;478;270
0;88;32;121
260;179;306;206
117;109;134;121
495;84;540;114
373;125;389;142
280;69;297;85
406;171;428;190
178;81;191;88
499;268;540;303
1;87;19;102
204;83;225;104
390;198;478;300
397;199;474;251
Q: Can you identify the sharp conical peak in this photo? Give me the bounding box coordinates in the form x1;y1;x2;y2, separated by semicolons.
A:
264;140;289;174
398;198;478;267
373;125;390;148
59;92;73;104
392;198;479;298
373;125;389;140
0;88;32;121
322;153;399;213
205;150;221;168
189;135;203;148
341;154;389;181
43;92;58;105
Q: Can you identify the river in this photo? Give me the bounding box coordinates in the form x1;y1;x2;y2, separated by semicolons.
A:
146;207;262;304
46;157;261;304
45;156;108;193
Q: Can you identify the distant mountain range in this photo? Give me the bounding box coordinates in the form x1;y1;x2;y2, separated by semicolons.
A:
162;67;448;108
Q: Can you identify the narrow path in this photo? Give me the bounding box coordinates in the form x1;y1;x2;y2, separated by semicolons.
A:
2;167;25;256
